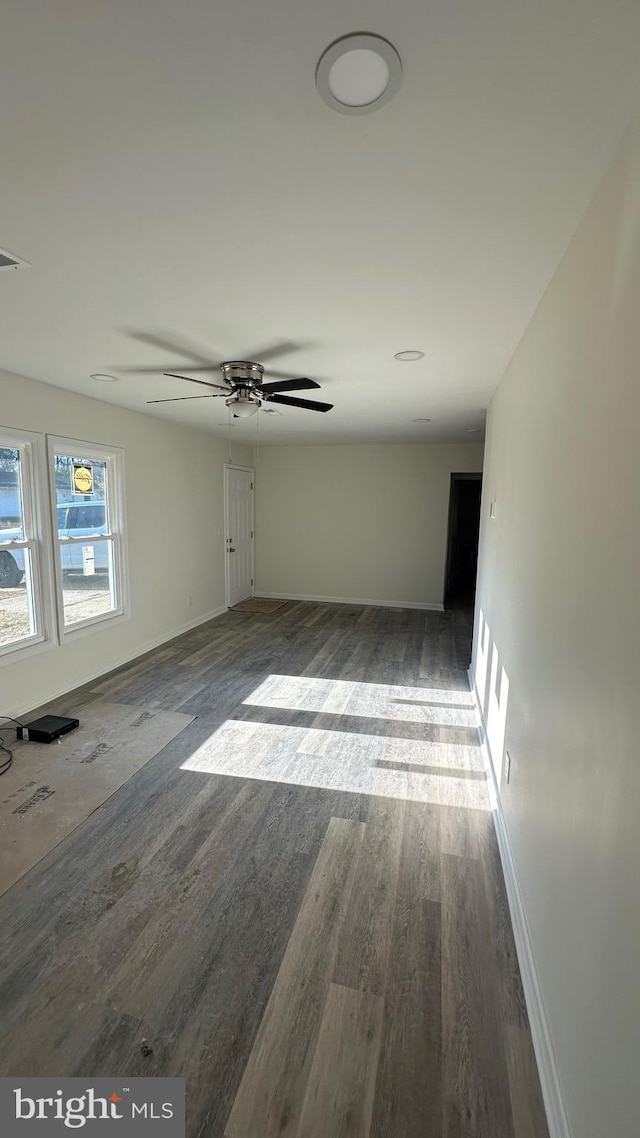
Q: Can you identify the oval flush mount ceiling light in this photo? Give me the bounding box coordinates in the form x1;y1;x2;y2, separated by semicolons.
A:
90;373;119;382
316;34;402;115
394;350;424;361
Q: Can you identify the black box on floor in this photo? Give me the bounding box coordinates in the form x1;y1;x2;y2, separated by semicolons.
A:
17;715;80;743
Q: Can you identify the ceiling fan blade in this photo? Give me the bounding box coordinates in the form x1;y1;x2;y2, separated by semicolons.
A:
266;393;333;413
122;361;310;377
259;377;320;395
125;330;222;367
146;395;225;404
241;340;300;366
116;363;221;374
163;373;229;391
261;369;309;382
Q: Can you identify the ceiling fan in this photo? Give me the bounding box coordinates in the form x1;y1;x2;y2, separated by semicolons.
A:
117;335;333;417
147;361;333;417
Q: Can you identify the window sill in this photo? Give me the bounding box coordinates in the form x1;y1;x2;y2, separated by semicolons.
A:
0;632;54;667
59;607;130;643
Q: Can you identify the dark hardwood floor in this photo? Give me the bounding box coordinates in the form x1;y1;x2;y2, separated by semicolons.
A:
0;601;549;1137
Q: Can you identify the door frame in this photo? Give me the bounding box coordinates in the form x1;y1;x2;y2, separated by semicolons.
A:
224;463;255;609
443;472;482;608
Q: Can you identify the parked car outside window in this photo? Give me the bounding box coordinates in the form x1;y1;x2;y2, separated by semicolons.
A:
0;500;108;587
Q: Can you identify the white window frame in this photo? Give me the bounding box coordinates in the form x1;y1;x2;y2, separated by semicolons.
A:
48;436;129;640
0;427;54;660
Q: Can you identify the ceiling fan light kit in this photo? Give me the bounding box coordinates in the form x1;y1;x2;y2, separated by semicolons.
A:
228;395;260;417
316;33;402;115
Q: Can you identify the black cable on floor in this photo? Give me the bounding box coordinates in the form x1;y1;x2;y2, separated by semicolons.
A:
0;737;13;777
0;716;23;777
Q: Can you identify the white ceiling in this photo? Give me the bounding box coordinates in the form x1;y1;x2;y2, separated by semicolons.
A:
1;0;639;445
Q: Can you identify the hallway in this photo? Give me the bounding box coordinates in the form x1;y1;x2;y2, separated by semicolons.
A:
0;601;548;1137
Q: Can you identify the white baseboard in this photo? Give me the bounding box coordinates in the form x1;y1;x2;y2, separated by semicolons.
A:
15;605;227;720
469;670;572;1138
257;590;444;612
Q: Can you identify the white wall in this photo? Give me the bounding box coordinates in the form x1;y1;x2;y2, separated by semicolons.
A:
255;443;484;607
1;369;251;716
472;111;640;1138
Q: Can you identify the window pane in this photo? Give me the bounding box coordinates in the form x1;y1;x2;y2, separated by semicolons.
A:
59;539;116;626
0;441;40;650
54;452;114;628
51;440;124;635
0;547;36;648
0;447;23;532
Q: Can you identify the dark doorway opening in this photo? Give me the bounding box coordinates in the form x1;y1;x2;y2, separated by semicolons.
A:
444;473;482;609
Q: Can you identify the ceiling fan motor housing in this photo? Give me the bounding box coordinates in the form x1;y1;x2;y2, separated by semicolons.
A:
220;360;264;388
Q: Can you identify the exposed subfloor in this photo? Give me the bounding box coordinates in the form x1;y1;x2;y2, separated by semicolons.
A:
0;600;549;1138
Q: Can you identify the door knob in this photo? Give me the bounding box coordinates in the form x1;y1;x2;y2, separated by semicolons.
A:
229;547;236;553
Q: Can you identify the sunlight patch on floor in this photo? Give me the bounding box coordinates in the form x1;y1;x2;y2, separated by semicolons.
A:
180;718;489;810
243;674;476;728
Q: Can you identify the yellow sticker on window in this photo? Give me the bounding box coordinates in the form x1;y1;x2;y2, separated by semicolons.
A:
72;463;93;495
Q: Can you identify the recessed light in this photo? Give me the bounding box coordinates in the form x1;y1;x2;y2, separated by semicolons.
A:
394;350;424;362
316;34;402;116
412;417;432;423
90;373;119;383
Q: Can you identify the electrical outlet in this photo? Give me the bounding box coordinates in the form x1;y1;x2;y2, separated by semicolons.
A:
504;750;511;784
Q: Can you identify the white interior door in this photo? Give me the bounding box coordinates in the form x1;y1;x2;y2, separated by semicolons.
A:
225;465;254;607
